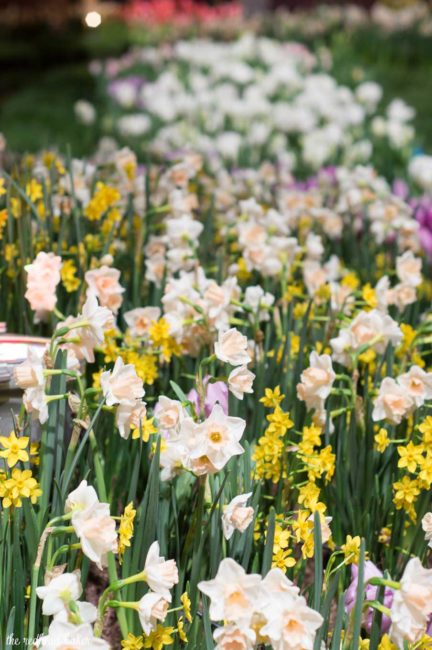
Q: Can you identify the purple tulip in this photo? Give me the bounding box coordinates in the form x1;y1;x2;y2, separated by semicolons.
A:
408;194;432;258
419;228;432;258
188;376;228;418
392;179;409;200
345;560;393;633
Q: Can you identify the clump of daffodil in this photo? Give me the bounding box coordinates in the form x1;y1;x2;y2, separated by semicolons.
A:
253;388;293;482
0;468;42;508
393;475;421;522
180;592;192;623
84;182;121;221
118;501;136;564
60;258;80;292
297;425;335;485
121;633;144;650
271;520;296;569
148;318;181;362
374;426;390;453
124;351;159;386
142;625;175;650
26;178;43;203
131;416;158;443
0;431;30;468
340;534;361;564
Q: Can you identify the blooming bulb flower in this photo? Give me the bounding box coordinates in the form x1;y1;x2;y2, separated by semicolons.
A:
116;400;147;439
215;328;251;366
23;385;49;424
36;572;82;616
72;502;118;570
399;557;432;618
222;492;254;540
24;251;62;320
260;595;323;650
228;366;255;400
13;347;45;390
181;404;245;474
37;621;110;649
53;600;97;624
345;561;393;633
213;624;256;650
396;250;422;287
100;356;145;406
372;377;415;424
65;481;118;569
198;558;263;624
389;557;432;647
155;396;185;435
390;593;426;648
188;378;229;419
422;512;432;548
137;591;169;635
85;265;125;314
330;309;402;367
81;291;115;341
397;366;432;408
65;480;99;515
143;541;179;602
124;306;161;337
261;569;300;599
59;292;114;364
296;352;335;410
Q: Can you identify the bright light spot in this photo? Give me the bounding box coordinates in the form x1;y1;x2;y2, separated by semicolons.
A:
85;11;102;28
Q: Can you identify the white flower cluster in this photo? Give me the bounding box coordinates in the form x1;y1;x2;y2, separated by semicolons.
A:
83;35;415;171
199;558;323;649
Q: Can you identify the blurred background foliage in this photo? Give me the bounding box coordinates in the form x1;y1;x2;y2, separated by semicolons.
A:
1;7;432;156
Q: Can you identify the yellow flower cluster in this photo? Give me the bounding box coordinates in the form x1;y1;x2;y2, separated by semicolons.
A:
148;318;181;363
118;502;136;564
84;182;121;221
0;468;42;508
121;597;191;650
131;417;158;442
0;431;30;467
271;522;296;569
100;318;180;388
293;425;334;534
391;416;432;521
340;534;361;564
0;209;8;240
61;259;80;293
297;425;335;484
124;351;159;386
121;626;177;650
252;387;293;482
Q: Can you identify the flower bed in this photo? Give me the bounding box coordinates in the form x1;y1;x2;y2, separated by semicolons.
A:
1;6;432;648
77;35;416;179
0;141;432;648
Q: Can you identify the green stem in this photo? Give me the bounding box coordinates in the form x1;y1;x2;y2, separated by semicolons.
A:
48;543;82;570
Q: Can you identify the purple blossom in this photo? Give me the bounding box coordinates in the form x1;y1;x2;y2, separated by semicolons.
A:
345;560;393;633
392;178;409;200
188;376;228;418
411;195;432;257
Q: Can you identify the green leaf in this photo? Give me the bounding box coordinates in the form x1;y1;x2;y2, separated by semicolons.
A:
5;606;15;650
313;511;323;612
331;594;346;650
350;539;366;650
261;507;275;576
